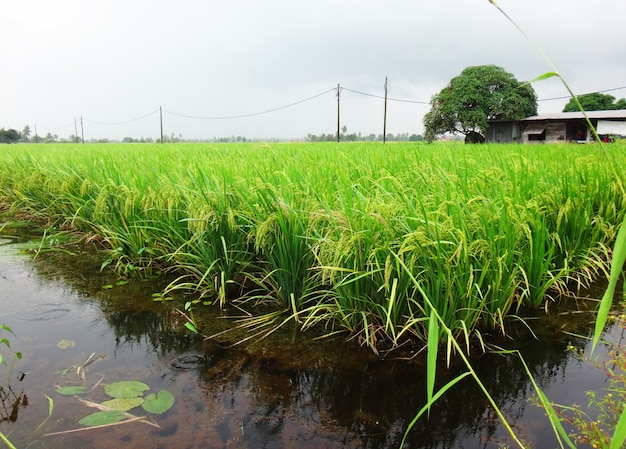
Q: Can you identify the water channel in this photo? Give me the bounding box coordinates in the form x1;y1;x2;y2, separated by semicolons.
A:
0;220;618;448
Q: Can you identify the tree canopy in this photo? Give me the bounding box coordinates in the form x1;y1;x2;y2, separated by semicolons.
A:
0;128;20;144
423;65;537;142
562;92;626;112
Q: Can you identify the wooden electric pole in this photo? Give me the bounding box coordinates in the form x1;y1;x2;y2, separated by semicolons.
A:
336;84;341;142
383;77;388;144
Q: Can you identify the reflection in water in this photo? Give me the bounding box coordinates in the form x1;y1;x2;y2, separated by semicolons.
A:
0;223;609;449
0;387;27;424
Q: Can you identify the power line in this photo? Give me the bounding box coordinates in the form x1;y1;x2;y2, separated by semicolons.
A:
37;121;76;131
83;108;161;125
538;86;626;102
30;83;626;134
341;86;431;105
163;88;337;120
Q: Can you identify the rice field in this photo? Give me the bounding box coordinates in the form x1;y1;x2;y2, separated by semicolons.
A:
0;141;624;352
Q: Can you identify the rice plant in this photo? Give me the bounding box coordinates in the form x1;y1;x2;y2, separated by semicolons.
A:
0;141;624;352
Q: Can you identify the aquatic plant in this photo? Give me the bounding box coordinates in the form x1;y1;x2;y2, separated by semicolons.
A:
46;354;174;437
0;324;21;387
537;316;626;448
0;324;21;449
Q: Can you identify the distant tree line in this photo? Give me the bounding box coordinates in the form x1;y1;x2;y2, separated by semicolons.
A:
2;122;423;144
306;126;423;142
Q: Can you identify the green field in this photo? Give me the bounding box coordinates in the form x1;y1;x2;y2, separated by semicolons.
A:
0;141;624;352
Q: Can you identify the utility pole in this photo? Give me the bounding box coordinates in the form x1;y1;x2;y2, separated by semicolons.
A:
383;77;388;144
80;117;84;143
160;106;164;143
74;117;79;143
34;123;38;143
336;84;341;142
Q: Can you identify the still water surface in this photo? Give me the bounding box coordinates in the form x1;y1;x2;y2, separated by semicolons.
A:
0;224;613;448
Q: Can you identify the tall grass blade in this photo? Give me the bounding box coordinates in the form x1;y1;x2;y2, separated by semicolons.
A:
524;71;560;84
0;432;17;449
400;372;471;448
426;308;438;414
516;351;576;449
610;406;626;449
592;217;626;354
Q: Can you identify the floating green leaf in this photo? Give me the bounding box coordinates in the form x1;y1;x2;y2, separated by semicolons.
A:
56;339;75;349
101;397;144;411
142;390;175;414
79;410;126;427
104;381;150;398
55;385;86;395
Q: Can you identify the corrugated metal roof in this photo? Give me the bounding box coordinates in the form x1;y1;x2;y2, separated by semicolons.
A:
524;125;546;134
521;109;626;121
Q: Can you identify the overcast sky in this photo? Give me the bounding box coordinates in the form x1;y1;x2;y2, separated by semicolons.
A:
2;0;625;141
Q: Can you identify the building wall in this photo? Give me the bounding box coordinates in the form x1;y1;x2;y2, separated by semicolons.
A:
522;120;590;143
485;122;522;143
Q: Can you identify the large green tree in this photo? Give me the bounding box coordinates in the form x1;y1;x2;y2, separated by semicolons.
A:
562;92;626;112
423;65;538;142
0;128;20;144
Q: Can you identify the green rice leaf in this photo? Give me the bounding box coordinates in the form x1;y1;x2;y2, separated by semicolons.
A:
610;406;626;449
592;216;626;354
518;353;576;449
104;381;150;398
426;308;439;414
401;372;470;447
141;390;175;414
79;410;126;427
525;71;560;84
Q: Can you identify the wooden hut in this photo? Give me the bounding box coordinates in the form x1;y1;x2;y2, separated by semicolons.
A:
486;110;626;143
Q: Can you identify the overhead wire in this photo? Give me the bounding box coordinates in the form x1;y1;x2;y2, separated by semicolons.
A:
83;108;161;125
36;84;626;130
341;86;431;105
37;121;76;131
163;88;337;120
538;85;626;102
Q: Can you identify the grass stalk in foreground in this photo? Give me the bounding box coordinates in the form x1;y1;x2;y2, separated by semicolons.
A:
404;2;626;448
409;2;626;448
490;1;626;446
0;432;17;449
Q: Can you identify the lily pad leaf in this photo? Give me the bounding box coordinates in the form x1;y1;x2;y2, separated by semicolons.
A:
79;410;126;427
142;390;175;414
101;397;144;411
56;385;86;395
57;339;75;349
104;381;150;398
